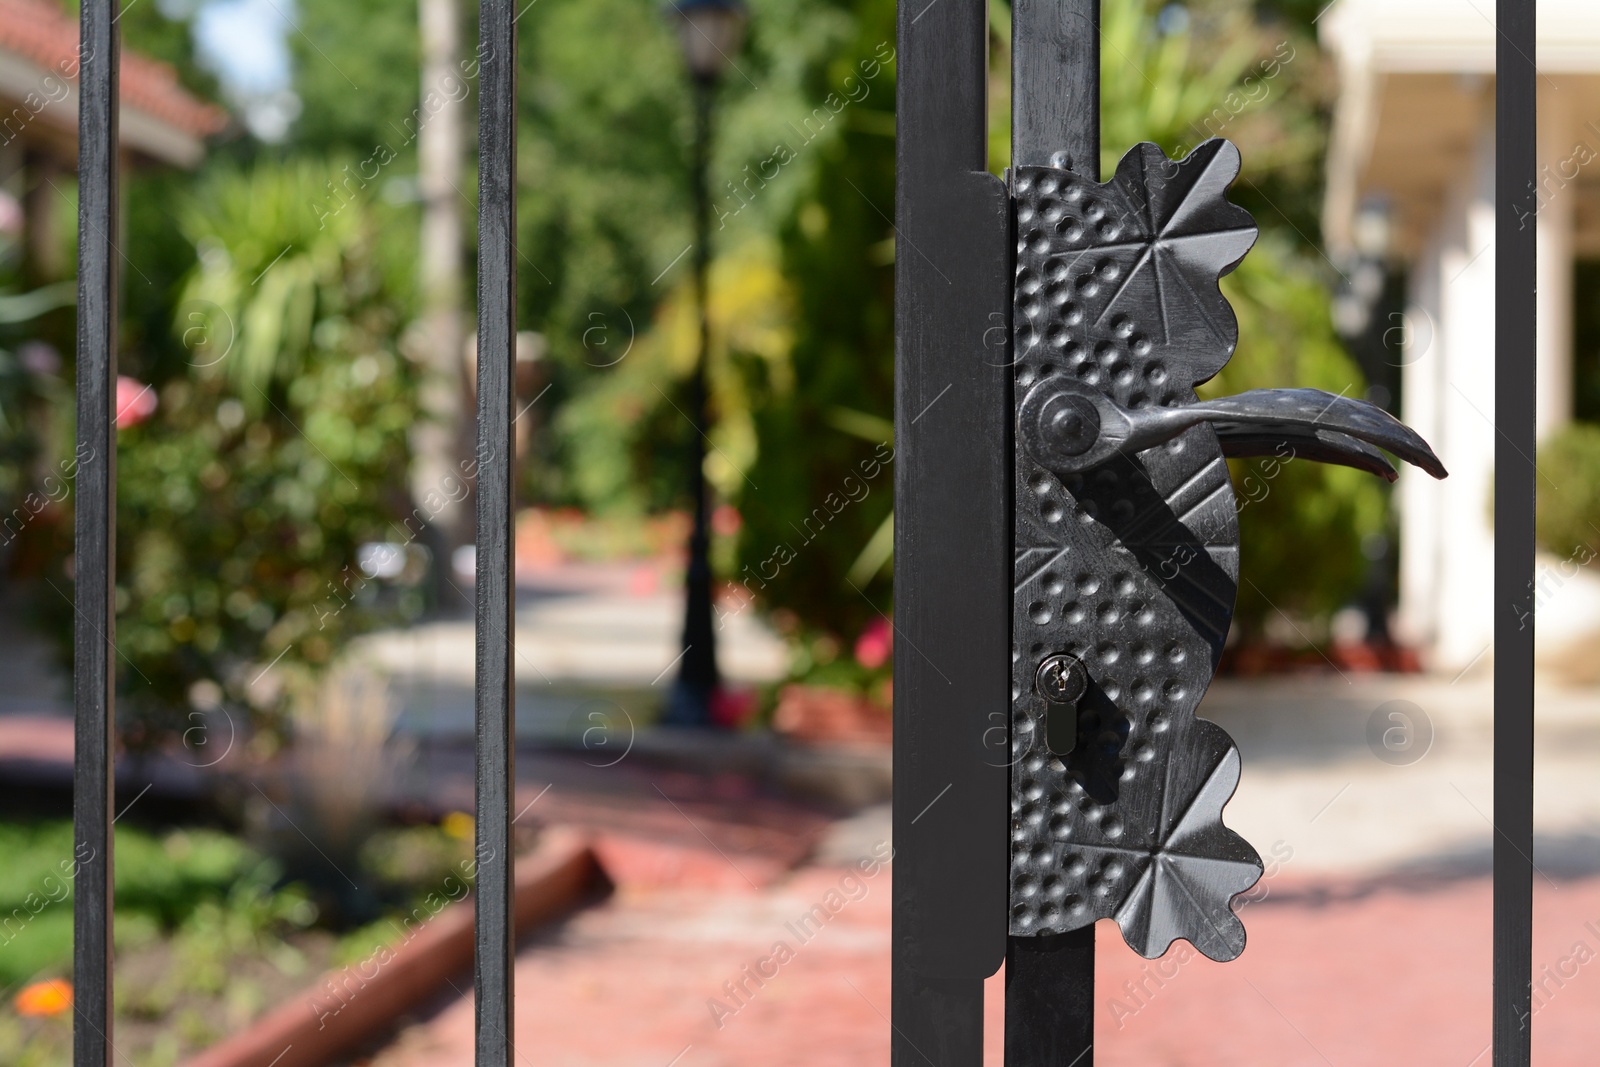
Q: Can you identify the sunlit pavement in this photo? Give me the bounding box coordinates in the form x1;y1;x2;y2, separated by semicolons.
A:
1200;674;1600;879
363;842;1599;1067
360;669;1600;1066
354;561;790;743
1086;874;1598;1066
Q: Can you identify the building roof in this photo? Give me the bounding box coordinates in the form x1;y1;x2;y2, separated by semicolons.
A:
0;0;227;167
1322;0;1600;76
1321;0;1600;258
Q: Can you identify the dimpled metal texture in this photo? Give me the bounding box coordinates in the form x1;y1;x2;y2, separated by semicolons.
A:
1009;140;1264;962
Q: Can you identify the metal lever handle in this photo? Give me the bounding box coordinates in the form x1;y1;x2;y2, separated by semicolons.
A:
1019;380;1449;482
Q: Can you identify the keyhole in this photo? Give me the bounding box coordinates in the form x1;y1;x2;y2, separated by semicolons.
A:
1034;653;1087;757
1045;700;1078;757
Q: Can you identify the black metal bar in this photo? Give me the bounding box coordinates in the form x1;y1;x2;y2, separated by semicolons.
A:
893;0;1010;1062
73;2;118;1064
1006;928;1095;1063
1011;0;1098;172
1006;1;1098;1063
1494;0;1535;1063
475;0;517;1063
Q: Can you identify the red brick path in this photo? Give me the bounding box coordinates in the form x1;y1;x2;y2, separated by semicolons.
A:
372;844;1599;1066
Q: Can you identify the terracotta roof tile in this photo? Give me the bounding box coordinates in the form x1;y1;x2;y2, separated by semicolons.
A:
0;0;227;139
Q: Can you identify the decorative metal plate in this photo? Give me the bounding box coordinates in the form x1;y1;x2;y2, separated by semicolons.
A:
1008;140;1263;962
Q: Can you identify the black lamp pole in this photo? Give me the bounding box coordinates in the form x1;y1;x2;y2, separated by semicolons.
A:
665;0;746;727
671;83;719;726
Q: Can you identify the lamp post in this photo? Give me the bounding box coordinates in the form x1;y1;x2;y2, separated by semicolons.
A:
665;0;747;727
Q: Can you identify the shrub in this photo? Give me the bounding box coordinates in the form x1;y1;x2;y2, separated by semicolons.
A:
1536;422;1600;558
54;162;424;748
1209;236;1388;635
735;0;898;641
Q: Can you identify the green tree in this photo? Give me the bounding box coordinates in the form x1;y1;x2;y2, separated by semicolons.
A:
263;0;1377;647
521;0;861;509
288;0;425;156
735;0;898;640
1093;0;1386;633
739;0;1379;643
281;0;856;512
101;162;423;746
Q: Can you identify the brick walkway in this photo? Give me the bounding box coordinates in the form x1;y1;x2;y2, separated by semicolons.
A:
357;669;1600;1065
366;843;1599;1067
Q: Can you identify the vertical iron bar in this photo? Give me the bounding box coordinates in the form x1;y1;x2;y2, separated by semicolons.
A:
1494;0;1534;1063
1011;0;1098;172
74;2;118;1064
1005;927;1095;1062
893;0;1010;1063
1006;1;1098;1063
475;0;517;1063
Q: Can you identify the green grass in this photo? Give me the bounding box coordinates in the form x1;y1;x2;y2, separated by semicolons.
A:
0;820;308;992
0;815;481;1065
0;819;320;1067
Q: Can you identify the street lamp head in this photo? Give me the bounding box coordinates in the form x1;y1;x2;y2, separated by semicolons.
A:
666;0;748;85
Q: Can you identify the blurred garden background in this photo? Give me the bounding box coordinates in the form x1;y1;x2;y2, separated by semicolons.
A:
3;0;1385;745
0;0;1597;1063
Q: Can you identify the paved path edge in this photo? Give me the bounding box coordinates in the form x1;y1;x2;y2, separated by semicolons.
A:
178;829;601;1067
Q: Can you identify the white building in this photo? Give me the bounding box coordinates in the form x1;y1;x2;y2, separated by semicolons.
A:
1321;0;1600;668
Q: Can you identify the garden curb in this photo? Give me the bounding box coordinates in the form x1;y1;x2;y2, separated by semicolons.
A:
178;828;601;1067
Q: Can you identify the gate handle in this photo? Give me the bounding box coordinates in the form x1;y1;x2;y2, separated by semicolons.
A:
1018;380;1449;482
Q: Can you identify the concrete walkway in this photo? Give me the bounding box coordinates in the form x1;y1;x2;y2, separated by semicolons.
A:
1199;672;1600;877
352;562;788;742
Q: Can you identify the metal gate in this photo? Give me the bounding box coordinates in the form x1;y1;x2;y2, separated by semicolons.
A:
68;0;1536;1065
888;0;1535;1064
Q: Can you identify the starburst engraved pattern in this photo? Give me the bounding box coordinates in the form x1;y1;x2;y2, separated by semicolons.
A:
1110;745;1262;960
1013;139;1257;399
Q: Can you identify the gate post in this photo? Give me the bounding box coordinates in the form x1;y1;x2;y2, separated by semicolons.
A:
891;0;1010;1062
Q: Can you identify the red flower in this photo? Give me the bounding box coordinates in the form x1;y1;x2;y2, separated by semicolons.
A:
854;617;892;670
709;687;756;729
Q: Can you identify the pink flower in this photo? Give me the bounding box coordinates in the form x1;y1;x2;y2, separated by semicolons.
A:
854;617;892;670
115;376;157;428
0;190;21;237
